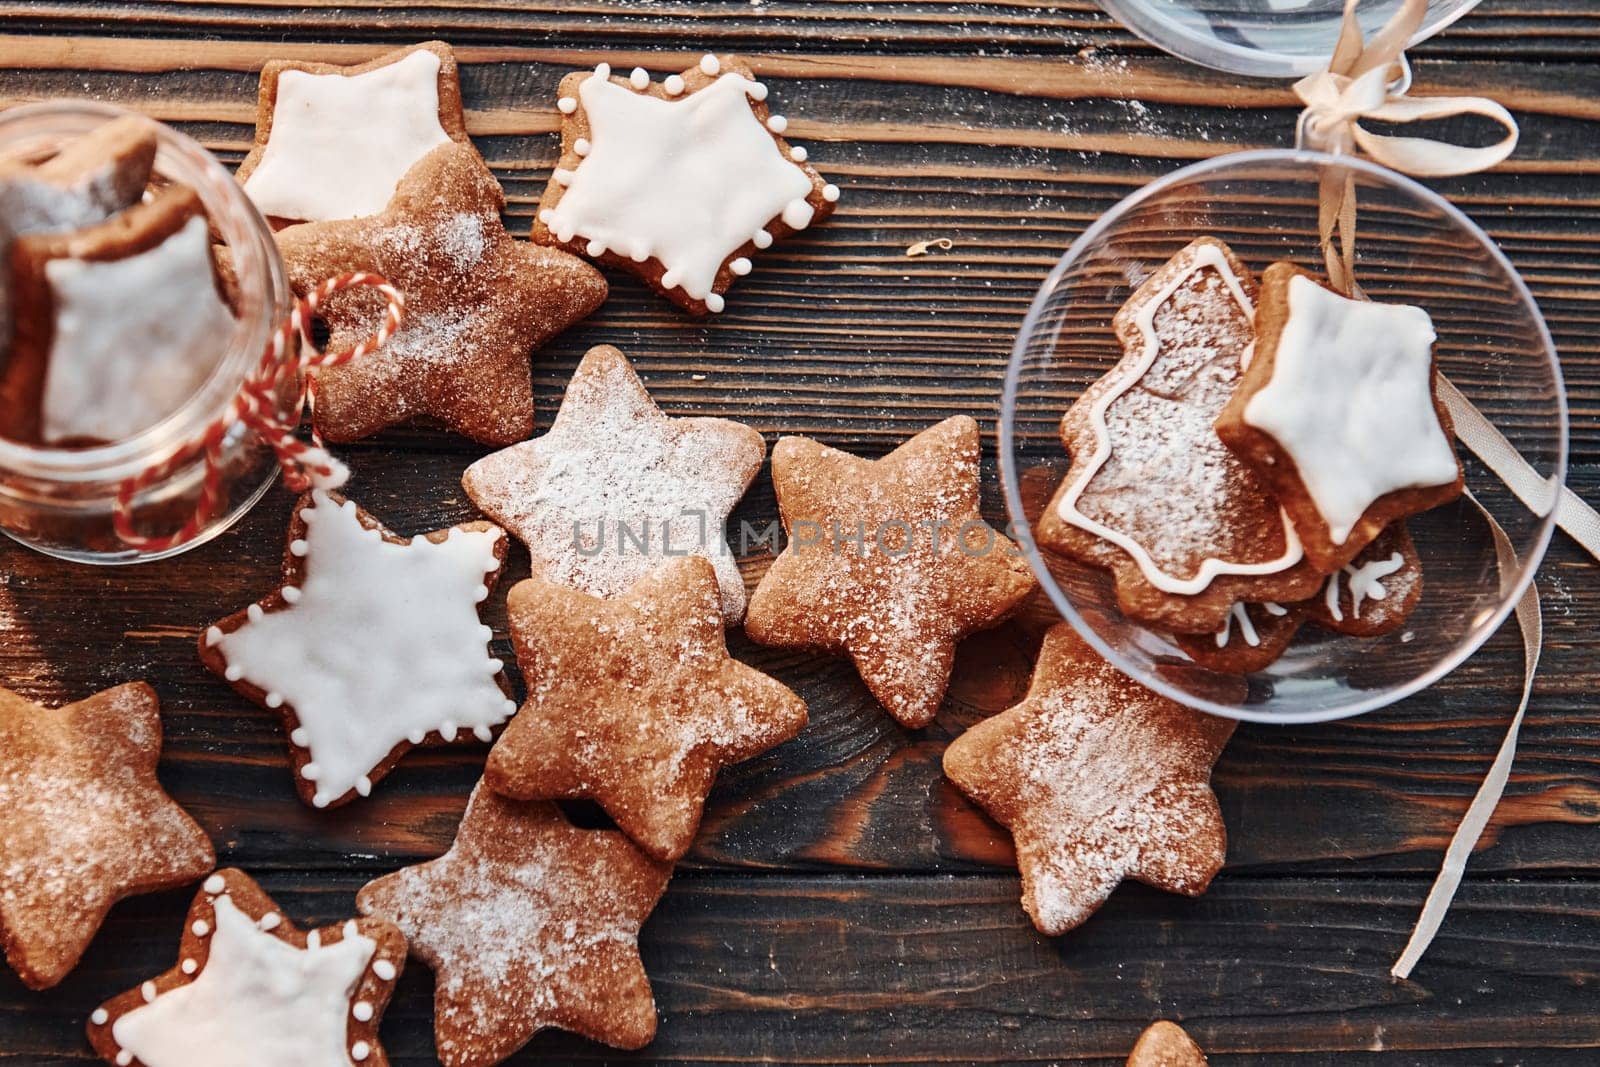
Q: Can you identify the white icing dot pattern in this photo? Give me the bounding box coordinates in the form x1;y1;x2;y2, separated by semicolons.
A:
212;492;510;806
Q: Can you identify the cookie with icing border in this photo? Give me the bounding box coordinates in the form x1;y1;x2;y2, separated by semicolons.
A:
1215;262;1463;572
532;53;839;316
743;415;1037;730
275;141;607;445
1127;1021;1208;1067
199;490;516;809
358;784;672;1062
236;41;470;227
942;624;1237;936
462;344;766;625
88;868;405;1067
0;682;214;991
0;182;234;446
484;555;808;863
1036;238;1324;634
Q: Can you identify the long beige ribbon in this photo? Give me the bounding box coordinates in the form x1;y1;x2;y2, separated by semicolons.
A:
1291;0;1600;977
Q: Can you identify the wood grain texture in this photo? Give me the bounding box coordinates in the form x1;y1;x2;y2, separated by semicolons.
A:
0;2;1598;1063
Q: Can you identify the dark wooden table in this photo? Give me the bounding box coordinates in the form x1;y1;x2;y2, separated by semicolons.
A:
1;3;1597;1064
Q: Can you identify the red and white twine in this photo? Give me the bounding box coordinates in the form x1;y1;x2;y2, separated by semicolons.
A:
112;272;405;552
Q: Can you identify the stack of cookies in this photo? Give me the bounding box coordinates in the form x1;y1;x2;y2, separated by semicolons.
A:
1035;237;1462;672
0;116;236;447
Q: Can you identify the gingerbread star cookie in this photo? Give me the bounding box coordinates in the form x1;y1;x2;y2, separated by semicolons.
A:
89;868;406;1067
1127;1021;1208;1067
1;182;235;446
533;54;839;315
1036;238;1323;633
200;490;516;809
0;112;156;342
942;624;1235;935
463;344;765;624
275;141;607;445
0;682;214;990
743;415;1037;729
358;784;672;1062
484;555;807;863
236;41;469;225
1216;262;1463;572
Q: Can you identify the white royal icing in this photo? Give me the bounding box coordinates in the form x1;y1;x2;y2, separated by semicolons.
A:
243;49;452;222
1243;275;1457;544
109;895;375;1067
543;67;816;307
1323;551;1405;623
1054;243;1305;595
41;214;234;444
1214;602;1261;648
212;492;514;807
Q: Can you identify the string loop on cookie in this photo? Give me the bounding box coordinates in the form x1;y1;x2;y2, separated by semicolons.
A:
112;272;405;552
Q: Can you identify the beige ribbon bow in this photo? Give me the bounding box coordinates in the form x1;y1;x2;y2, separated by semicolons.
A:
1290;0;1599;981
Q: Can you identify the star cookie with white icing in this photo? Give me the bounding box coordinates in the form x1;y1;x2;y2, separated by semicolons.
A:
743;416;1037;730
0;182;235;446
462;344;766;624
943;624;1236;936
200;490;516;810
1036;238;1325;634
0;682;214;990
484;555;808;863
0;113;156;351
236;41;469;226
89;868;406;1067
1127;1021;1209;1067
533;53;839;315
275;142;607;445
357;784;672;1062
1216;262;1463;572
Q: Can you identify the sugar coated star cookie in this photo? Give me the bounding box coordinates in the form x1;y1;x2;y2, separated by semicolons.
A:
463;344;765;624
1127;1021;1208;1067
942;624;1236;935
200;490;516;809
358;784;672;1063
275;142;607;445
237;41;469;225
88;868;405;1067
1036;238;1323;633
484;555;807;862
533;53;839;315
1216;262;1462;572
743;415;1037;729
0;182;234;445
0;682;214;990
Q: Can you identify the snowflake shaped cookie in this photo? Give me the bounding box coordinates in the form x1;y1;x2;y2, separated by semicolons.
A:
462;344;765;624
533;54;839;315
89;869;405;1067
200;491;516;809
943;624;1236;935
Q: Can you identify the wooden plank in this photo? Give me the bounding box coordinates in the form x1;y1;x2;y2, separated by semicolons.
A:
1;458;1596;877
3;872;1599;1064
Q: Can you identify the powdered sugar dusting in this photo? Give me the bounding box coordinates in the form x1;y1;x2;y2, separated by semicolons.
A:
1073;264;1292;576
464;347;763;623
